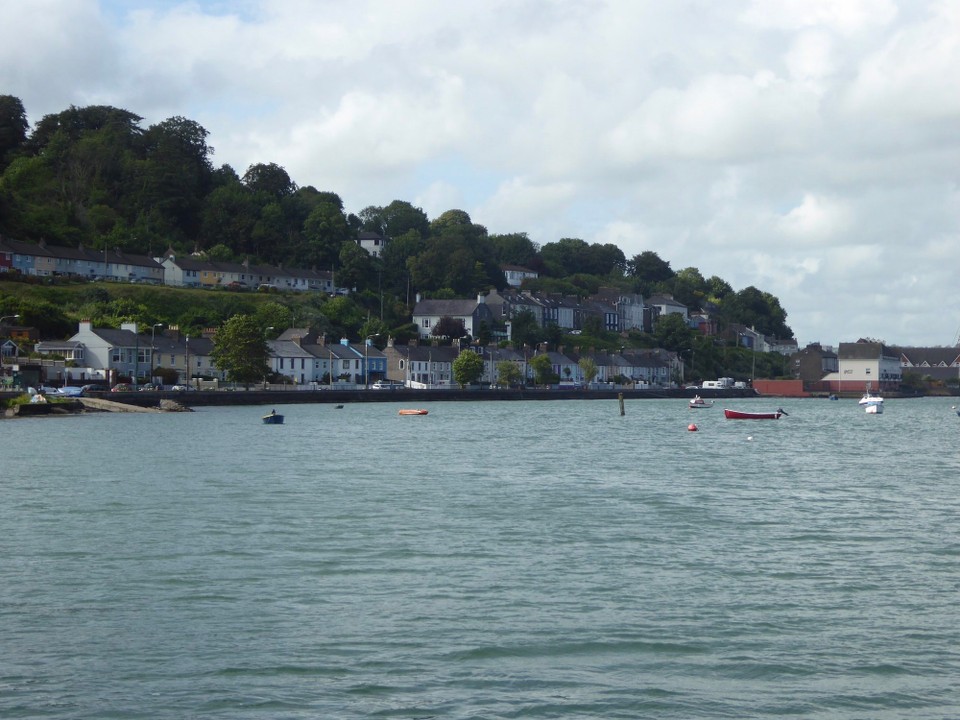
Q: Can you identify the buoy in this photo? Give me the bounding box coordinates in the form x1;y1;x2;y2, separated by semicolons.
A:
747;435;753;441
687;423;698;432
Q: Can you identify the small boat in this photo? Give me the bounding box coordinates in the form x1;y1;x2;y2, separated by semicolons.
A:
724;408;785;420
858;390;883;414
262;410;284;424
398;409;428;416
689;395;714;408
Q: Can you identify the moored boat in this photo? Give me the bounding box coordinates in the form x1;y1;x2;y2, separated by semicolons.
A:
262;410;284;424
689;395;714;408
398;409;428;416
724;408;784;420
858;391;883;414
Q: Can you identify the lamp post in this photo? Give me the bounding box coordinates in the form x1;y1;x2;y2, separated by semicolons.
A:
0;314;20;325
184;335;190;386
740;332;756;386
150;323;163;383
364;334;380;389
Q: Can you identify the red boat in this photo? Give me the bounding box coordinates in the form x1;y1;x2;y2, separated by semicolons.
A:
724;408;784;420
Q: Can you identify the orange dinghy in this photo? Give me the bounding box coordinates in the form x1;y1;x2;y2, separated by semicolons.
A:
398;409;429;416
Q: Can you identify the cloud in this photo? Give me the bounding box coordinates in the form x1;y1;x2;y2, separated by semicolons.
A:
776;193;854;244
2;0;959;346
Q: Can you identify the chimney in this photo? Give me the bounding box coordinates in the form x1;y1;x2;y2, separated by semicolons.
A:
79;320;92;333
387;336;395;348
121;322;138;333
415;293;421;304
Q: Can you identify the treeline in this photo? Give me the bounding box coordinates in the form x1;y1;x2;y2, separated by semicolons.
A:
0;95;792;341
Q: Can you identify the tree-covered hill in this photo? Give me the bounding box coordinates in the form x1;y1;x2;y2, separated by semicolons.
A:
0;95;793;343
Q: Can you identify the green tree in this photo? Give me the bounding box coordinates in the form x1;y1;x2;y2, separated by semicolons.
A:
653;312;696;352
0;95;28;169
452;349;484;388
628;250;674;294
242;162;295;199
529;353;555;385
431;315;466;340
578;357;598;386
210;314;270;387
496;360;522;388
254;301;293;333
509;309;540;349
299;200;349;267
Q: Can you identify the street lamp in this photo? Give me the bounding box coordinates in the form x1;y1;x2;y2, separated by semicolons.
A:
0;314;20;324
150;323;163;383
740;332;756;385
364;334;381;389
184;335;190;386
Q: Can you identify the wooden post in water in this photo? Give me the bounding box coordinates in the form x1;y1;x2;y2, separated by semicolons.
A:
618;393;625;416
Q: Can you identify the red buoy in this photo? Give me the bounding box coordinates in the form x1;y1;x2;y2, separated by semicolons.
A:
688;423;698;432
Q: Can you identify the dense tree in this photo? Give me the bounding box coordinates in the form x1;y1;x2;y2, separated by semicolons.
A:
652;312;696;352
529;353;556;385
670;267;709;307
431;316;466;340
509;310;540;349
298;199;350;268
452;349;484;387
210;314;270;387
138;116;214;241
242;162;295;199
490;232;539;267
496;360;523;387
628;250;674;285
578;357;598;385
359;200;430;238
0;95;28;169
722;286;792;338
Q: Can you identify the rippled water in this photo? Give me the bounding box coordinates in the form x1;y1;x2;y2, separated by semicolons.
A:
3;397;960;718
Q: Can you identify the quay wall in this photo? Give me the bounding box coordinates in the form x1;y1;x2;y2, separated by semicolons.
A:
1;386;759;409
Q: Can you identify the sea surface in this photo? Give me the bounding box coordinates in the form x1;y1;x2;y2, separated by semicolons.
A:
3;397;960;719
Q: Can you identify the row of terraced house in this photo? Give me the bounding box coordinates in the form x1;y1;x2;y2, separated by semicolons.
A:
0;237;348;294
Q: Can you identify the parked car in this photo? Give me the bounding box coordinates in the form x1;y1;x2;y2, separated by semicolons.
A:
81;384;109;395
170;384;195;391
110;383;133;392
371;380;404;390
54;386;84;397
138;383;159;391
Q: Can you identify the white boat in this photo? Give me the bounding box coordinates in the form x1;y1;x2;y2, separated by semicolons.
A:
688;395;714;408
858;390;884;414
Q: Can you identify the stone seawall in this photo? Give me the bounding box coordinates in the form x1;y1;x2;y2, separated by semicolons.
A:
64;386;759;409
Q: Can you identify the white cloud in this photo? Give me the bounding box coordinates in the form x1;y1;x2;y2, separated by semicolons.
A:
777;193;854;244
2;0;959;346
741;0;898;35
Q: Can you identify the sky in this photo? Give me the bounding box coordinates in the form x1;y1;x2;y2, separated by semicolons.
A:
2;0;959;347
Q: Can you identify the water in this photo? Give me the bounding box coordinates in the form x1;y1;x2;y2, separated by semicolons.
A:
3;397;960;718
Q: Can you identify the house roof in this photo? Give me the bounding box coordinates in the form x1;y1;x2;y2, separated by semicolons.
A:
895;346;960;367
268;340;317;359
413;299;482;317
